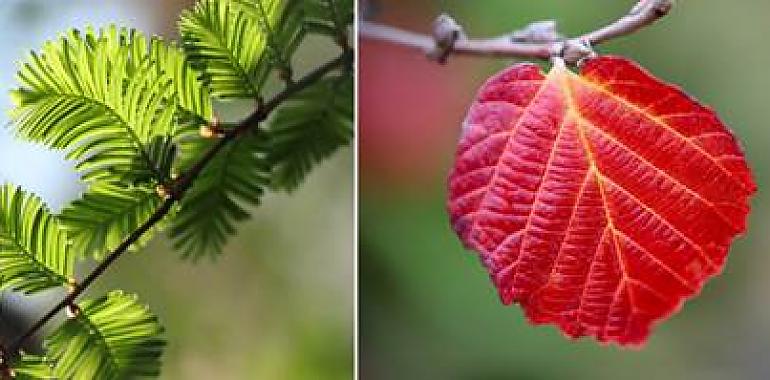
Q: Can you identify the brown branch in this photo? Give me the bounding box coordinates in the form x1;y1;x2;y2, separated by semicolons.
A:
359;0;673;65
5;50;353;358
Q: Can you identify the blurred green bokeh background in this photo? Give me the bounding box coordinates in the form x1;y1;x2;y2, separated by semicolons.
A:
0;1;352;379
360;1;770;379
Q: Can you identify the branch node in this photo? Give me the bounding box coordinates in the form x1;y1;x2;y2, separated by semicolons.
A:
428;14;464;64
199;117;225;139
65;280;81;318
155;184;171;200
559;38;597;65
65;302;81;319
66;277;79;294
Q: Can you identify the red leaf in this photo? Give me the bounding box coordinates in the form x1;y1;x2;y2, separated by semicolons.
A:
447;56;756;346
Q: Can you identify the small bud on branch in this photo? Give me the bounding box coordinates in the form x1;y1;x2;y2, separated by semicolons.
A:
428;14;464;64
199;117;225;139
155;185;171;200
65;303;81;319
66;277;79;294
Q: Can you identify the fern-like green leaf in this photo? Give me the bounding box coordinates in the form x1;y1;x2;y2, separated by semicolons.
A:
171;134;271;260
59;185;163;259
233;0;306;76
9;355;55;380
10;26;177;185
46;291;165;380
150;36;214;128
179;0;303;99
0;184;73;294
267;74;353;191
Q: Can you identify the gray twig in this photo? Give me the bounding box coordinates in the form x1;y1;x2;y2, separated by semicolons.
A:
359;0;673;65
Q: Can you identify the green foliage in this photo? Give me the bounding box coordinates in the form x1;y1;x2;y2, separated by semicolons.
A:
233;0;306;75
59;185;164;259
268;75;353;191
179;0;296;98
10;26;179;185
173;0;345;259
46;291;165;379
4;0;353;377
171;134;271;259
0;184;72;294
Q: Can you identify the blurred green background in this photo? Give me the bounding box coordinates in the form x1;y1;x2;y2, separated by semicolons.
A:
0;1;352;379
360;1;770;379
